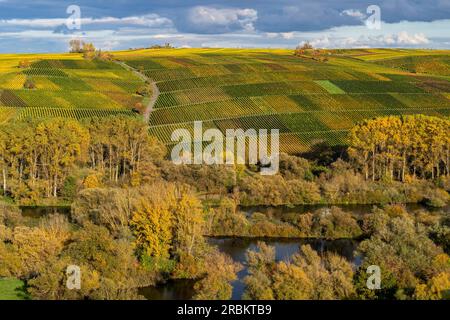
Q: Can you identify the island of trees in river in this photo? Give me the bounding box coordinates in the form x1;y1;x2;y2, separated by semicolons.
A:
0;114;449;300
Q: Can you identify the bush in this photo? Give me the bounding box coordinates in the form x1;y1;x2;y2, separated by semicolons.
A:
23;79;36;89
423;189;449;208
62;176;77;200
136;85;151;96
18;60;31;69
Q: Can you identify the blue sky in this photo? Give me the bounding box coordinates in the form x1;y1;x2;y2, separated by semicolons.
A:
0;0;449;52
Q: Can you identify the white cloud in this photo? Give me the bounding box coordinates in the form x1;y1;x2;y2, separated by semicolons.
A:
187;6;258;32
301;31;429;48
281;32;294;39
340;9;366;21
264;32;295;40
265;32;279;38
396;31;429;44
0;14;173;29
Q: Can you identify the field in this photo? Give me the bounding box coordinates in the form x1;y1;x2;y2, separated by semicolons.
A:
114;48;450;153
0;53;144;122
0;48;449;153
0;278;28;300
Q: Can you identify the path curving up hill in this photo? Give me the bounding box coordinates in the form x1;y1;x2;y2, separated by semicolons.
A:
115;60;159;122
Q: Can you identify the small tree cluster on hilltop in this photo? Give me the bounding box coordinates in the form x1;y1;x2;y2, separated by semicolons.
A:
294;42;329;62
68;39;114;60
148;43;174;49
18;60;31;69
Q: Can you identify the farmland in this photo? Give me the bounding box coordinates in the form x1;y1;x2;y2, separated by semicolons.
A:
0;53;144;123
114;48;450;153
0;48;449;153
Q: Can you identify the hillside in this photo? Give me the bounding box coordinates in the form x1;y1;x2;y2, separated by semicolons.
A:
1;48;449;154
115;48;450;153
0;53;145;122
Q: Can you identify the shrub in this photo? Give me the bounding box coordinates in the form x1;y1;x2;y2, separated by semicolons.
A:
136;85;151;96
23;79;36;89
18;60;31;69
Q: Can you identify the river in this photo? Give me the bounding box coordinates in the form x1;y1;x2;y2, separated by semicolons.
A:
19;203;448;300
140;202;448;300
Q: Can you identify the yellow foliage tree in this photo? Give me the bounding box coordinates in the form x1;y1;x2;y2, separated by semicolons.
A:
83;174;101;189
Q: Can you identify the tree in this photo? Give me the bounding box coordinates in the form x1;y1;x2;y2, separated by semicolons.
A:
69;39;83;53
243;243;355;300
83;116;166;184
36;118;89;197
193;249;241;300
414;254;450;299
356;207;446;299
0;118;89;201
172;187;205;256
414;272;450;300
29;222;151;300
71;187;133;238
243;242;276;300
18;60;31;68
0;214;69;279
82;42;96;59
130;183;176;263
294;42;313;56
349;115;450;182
23;78;36;89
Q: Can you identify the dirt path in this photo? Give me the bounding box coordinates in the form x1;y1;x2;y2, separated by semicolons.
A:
115;60;159;122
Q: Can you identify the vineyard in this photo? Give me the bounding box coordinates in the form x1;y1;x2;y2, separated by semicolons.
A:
0;53;144;121
115;48;450;153
0;48;449;153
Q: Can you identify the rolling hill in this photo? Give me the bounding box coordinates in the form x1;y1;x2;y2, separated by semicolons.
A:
0;48;449;154
0;53;144;122
116;48;450;153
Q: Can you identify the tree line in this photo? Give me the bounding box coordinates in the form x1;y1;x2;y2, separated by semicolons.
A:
0;116;164;203
349;115;449;181
0;115;448;207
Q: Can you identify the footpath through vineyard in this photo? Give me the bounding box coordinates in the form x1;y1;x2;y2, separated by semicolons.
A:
115;60;159;122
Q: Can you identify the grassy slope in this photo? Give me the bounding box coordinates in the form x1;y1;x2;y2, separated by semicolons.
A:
0;278;28;300
0;52;145;122
0;48;449;153
116;48;450;153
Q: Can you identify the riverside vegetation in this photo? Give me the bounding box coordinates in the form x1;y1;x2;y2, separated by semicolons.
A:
0;114;448;300
0;47;449;300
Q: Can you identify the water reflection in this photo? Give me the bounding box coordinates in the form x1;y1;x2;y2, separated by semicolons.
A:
19;206;70;218
240;203;448;218
139;279;197;300
208;237;360;300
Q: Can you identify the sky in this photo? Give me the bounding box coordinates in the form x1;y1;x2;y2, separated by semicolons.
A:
0;0;449;53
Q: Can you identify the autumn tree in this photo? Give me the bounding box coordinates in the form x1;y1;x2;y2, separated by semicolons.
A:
83;116;165;185
243;243;355;300
69;39;83;53
36;118;89;197
71;187;134;238
28;222;152;300
172;186;205;257
18;60;31;68
349;115;450;182
356;206;447;299
130;184;175;264
0;118;89;201
193;249;241;300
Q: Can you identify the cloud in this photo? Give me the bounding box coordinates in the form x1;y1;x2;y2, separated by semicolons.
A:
340;9;366;21
255;0;450;33
264;32;295;40
0;14;173;29
281;32;294;39
395;31;429;45
184;6;258;33
300;31;430;48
